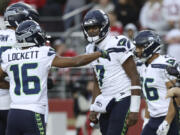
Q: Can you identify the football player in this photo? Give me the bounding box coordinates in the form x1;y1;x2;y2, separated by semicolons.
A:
0;2;39;135
82;9;141;135
0;20;110;135
166;64;180;98
134;30;179;135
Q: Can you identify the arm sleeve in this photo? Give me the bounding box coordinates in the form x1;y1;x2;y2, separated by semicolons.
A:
116;38;136;64
1;51;8;72
163;58;178;82
46;47;56;69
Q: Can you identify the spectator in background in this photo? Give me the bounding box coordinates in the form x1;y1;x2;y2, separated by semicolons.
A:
0;15;5;30
162;0;180;29
52;38;77;97
9;0;46;11
0;0;9;30
74;80;94;135
114;0;138;26
39;0;64;32
139;0;168;34
123;23;137;41
108;10;123;36
53;38;77;57
39;0;62;17
63;0;86;30
91;0;114;13
165;29;180;61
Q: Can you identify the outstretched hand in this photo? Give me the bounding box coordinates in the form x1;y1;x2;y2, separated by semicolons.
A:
94;46;111;61
156;120;170;135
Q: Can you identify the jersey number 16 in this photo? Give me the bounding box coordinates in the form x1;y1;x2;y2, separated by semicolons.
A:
10;63;41;95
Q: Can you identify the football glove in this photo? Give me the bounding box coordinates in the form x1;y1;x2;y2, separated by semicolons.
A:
94;46;111;61
156;120;170;135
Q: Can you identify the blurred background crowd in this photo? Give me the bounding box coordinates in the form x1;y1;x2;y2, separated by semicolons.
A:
1;0;180;135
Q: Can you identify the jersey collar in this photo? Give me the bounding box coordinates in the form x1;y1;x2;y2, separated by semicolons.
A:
96;33;111;49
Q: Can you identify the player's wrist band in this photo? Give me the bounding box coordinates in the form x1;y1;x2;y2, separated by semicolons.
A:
130;86;141;90
130;95;141;112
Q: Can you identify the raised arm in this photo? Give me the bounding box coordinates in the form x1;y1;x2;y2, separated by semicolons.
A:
52;50;109;68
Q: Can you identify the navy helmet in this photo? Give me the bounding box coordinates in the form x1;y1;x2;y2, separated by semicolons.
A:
133;30;161;62
4;2;39;27
82;9;110;43
15;20;45;47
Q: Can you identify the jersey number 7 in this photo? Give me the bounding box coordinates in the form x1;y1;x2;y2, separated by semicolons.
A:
95;65;105;87
10;63;41;95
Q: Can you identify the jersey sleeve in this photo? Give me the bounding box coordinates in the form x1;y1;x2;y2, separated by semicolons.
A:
0;50;9;72
85;43;94;54
46;47;56;69
110;36;135;64
162;57;177;82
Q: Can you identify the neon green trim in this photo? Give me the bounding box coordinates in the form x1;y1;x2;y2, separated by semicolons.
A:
35;113;45;135
121;109;129;135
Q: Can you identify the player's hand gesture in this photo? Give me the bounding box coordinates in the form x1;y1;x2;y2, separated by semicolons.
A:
126;112;138;127
94;46;111;61
156;120;170;135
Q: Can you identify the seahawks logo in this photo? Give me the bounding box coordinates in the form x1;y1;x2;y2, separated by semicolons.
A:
166;59;175;66
96;101;102;107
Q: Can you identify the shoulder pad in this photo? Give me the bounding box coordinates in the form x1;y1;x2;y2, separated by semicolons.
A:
166;59;176;66
48;47;56;56
115;36;134;50
163;55;176;66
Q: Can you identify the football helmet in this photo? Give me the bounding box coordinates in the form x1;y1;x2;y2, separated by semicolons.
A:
15;20;45;47
4;2;39;27
133;30;161;62
82;9;110;43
